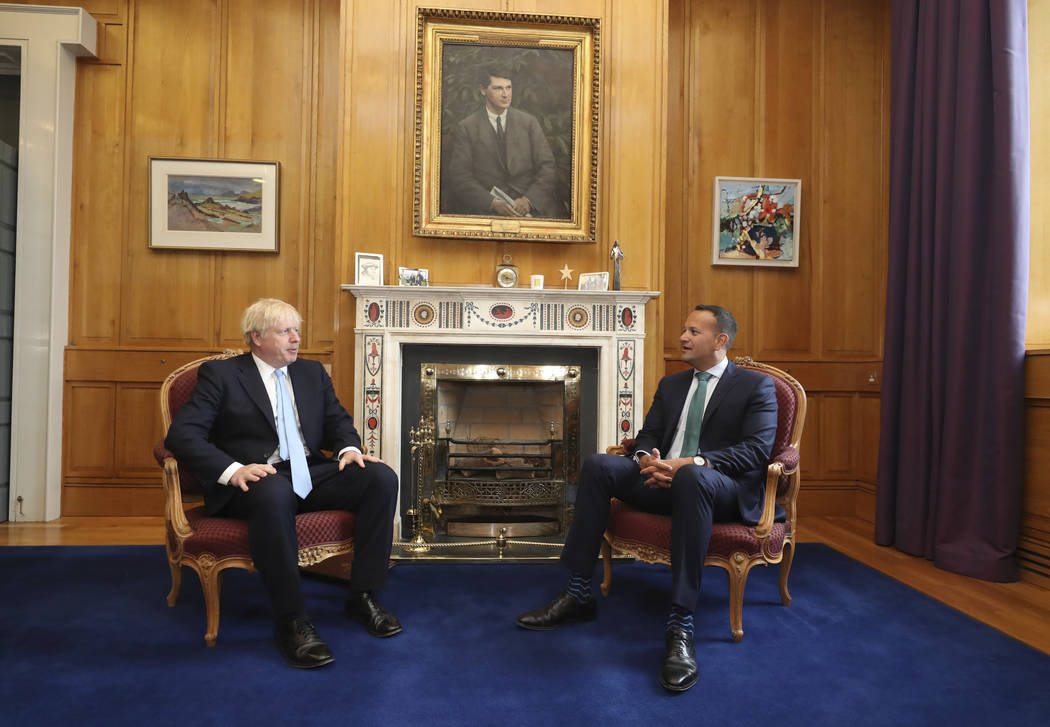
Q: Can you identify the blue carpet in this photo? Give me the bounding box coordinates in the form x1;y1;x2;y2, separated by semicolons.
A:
1;543;1048;726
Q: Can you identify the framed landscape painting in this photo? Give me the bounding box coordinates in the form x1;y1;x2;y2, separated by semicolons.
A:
149;157;279;252
712;176;800;268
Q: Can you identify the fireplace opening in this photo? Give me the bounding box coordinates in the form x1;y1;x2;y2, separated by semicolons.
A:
399;345;598;543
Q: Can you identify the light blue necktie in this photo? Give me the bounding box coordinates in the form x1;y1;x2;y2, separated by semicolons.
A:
274;369;312;499
679;371;713;458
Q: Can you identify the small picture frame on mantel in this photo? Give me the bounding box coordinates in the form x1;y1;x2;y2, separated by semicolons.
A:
578;271;609;291
355;252;384;286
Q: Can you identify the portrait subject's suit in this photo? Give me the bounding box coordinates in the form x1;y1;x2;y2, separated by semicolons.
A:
561;361;778;610
445;106;563;218
164;353;396;616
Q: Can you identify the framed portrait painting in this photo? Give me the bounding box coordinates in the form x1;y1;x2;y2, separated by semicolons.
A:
712;177;801;268
149;157;279;252
413;7;600;243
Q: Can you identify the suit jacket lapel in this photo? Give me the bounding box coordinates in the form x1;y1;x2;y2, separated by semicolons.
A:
236;354;277;433
701;361;738;430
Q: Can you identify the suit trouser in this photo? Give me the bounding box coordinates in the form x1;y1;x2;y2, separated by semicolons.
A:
221;459;398;619
561;453;740;612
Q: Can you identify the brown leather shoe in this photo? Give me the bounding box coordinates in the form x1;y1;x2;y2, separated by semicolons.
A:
273;616;334;669
345;591;403;637
516;590;598;631
660;628;698;692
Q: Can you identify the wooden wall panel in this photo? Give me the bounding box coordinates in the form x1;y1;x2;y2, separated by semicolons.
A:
123;0;220;346
1029;0;1050;347
64;384;116;475
1023;352;1050;586
114;384;164;474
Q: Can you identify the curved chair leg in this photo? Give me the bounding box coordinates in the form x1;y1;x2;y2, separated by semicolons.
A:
600;538;613;596
196;561;224;648
726;556;750;643
778;540;795;607
167;557;182;606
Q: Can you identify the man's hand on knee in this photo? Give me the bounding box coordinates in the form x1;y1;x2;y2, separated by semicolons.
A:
230;463;277;491
338;450;386;471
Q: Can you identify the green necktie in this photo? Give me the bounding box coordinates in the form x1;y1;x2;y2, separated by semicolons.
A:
679;371;713;458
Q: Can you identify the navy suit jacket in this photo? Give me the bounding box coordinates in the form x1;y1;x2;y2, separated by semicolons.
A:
633;361;778;524
164;353;361;515
445;106;563;218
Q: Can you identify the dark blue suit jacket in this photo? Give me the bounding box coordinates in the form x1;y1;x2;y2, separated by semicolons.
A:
164;353;361;515
633;361;778;524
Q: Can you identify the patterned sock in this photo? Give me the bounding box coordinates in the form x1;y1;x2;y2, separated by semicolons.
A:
666;605;694;636
566;574;593;603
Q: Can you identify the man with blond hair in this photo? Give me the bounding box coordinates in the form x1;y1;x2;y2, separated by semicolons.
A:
165;298;401;668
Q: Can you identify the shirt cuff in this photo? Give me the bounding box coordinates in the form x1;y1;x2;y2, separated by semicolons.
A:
337;446;362;460
218;462;243;486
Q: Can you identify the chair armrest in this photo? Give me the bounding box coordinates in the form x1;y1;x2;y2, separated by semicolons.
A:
154;442;175;467
160;455;193;538
605;437;636;456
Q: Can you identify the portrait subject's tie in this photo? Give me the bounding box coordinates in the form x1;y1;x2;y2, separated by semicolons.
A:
680;371;713;458
274;369;313;499
496;115;508;166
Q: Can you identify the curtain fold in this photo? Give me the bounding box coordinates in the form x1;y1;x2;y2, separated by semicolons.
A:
876;0;1029;581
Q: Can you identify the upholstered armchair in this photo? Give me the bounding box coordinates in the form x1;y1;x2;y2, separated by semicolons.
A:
154;352;355;646
599;357;806;642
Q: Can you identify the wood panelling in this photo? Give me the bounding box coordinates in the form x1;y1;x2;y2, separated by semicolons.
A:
664;0;891;522
1023;351;1050;586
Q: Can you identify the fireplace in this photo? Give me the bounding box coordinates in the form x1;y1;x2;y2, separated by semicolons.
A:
399;345;597;542
419;362;579;538
342;284;658;557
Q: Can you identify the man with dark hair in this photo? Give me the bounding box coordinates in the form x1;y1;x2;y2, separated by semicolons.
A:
165;298;402;669
445;70;564;219
516;304;778;692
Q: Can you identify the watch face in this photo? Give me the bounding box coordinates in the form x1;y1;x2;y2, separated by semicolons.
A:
497;267;518;288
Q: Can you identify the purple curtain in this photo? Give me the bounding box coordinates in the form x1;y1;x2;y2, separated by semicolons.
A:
876;0;1029;581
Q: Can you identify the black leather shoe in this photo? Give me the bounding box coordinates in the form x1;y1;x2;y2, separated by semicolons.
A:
345;591;403;637
273;616;334;669
516;590;598;631
660;628;698;692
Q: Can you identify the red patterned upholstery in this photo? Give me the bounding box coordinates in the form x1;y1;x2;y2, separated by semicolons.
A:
600;358;807;642
157;352;355;647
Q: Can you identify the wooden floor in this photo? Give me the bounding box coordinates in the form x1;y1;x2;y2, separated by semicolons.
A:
2;514;1049;655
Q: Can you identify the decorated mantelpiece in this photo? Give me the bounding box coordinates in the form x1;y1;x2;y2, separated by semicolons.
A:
340;284;659;537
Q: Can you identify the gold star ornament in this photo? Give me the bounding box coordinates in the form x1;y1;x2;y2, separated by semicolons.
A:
559;264;574;283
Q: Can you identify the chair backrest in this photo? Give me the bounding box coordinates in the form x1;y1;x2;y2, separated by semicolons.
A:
159;351;241;497
733;357;807;496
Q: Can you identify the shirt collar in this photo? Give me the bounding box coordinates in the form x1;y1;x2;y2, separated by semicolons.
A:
701;357;730;380
251;352;286;380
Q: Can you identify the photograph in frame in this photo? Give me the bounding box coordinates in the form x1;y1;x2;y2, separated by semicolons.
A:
577;271;609;291
414;8;600;243
149;157;279;252
712;177;801;268
355;252;385;286
398;267;430;286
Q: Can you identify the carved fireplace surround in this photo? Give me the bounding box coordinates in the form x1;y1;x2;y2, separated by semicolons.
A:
341;285;659;537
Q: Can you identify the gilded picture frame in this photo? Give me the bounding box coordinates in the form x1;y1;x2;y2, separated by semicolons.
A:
148;157;279;252
413;7;600;243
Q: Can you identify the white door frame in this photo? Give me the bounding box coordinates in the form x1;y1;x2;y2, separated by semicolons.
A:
1;4;95;521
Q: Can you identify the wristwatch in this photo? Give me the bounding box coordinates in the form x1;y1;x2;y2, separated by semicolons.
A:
693;455;706;467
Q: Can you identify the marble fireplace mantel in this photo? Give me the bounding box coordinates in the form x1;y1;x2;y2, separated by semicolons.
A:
341;284;660;528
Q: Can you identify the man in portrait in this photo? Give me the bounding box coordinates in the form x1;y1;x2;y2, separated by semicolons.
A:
444;69;567;219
